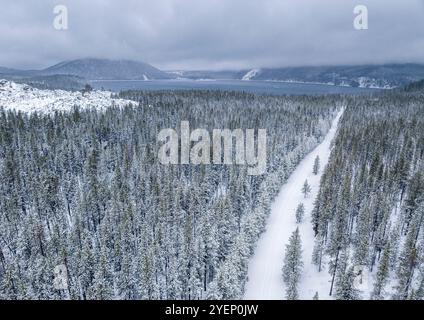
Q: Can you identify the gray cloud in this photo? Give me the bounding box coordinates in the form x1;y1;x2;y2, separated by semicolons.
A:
1;0;424;70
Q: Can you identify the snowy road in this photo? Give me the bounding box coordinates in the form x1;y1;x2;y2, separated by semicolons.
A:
244;109;343;300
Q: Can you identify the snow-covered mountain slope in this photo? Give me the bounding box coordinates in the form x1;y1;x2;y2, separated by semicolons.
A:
242;69;261;81
41;58;173;80
0;80;134;114
244;109;343;300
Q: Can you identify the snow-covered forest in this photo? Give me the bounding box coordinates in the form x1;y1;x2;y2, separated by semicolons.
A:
311;95;424;299
0;88;339;299
2;0;424;304
1;81;423;300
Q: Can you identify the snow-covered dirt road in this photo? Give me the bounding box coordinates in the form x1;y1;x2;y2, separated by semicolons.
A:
244;109;343;300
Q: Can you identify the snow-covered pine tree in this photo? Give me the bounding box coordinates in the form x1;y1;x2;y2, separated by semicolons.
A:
313;156;320;175
296;203;305;224
335;266;360;300
91;247;113;300
282;228;303;300
353;205;371;267
312;235;325;272
394;203;423;299
327;175;351;296
372;241;391;300
413;272;424;300
302;180;311;198
206;281;221;300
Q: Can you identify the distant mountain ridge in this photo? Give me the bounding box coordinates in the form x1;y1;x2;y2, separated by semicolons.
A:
174;64;424;89
2;59;424;89
0;58;174;84
42;58;173;80
0;66;19;74
248;64;424;88
0;58;174;89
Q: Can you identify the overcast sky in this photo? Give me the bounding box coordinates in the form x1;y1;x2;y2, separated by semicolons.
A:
1;0;424;70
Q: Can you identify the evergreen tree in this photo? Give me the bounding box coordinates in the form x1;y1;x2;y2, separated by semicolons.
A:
282;228;303;300
335;266;360;300
313;156;320;175
395;204;423;299
353;205;371;266
296;203;305;224
372;242;391;299
302;180;312;198
312;235;325;272
414;272;424;300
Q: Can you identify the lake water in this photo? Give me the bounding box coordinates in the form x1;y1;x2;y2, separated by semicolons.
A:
91;79;381;96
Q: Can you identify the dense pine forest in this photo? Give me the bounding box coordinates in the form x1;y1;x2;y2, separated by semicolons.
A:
312;94;424;299
0;90;338;299
2;0;424;304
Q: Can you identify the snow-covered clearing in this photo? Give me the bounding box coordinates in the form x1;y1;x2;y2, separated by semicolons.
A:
0;80;134;114
244;109;344;300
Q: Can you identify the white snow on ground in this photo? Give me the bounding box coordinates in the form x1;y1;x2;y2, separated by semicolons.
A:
242;69;260;81
244;109;344;300
357;77;394;89
0;79;135;114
